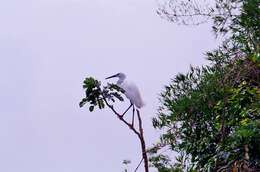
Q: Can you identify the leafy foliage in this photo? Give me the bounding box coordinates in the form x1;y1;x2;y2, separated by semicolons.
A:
152;59;260;171
79;77;125;111
122;159;131;172
157;0;260;41
79;77;150;172
152;0;260;171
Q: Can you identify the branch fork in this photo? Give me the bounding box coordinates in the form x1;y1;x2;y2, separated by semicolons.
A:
102;95;149;172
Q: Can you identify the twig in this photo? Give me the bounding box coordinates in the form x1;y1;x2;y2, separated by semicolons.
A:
137;110;149;172
134;158;144;172
122;104;133;117
102;96;140;136
101;94;149;172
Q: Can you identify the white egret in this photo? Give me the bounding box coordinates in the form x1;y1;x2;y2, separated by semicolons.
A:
106;73;144;117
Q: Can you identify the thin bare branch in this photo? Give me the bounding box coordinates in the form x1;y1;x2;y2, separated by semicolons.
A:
102;95;140;136
101;93;149;172
134;158;144;172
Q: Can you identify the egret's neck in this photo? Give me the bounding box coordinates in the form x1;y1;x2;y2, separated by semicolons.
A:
117;78;125;85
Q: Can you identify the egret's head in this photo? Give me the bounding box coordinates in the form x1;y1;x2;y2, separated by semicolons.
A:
106;72;126;80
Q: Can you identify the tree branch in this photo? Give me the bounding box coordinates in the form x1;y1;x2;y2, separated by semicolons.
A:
101;94;149;172
102;95;140;136
134;158;144;172
137;110;149;172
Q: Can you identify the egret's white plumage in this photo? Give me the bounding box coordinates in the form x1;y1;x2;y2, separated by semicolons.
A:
106;73;145;108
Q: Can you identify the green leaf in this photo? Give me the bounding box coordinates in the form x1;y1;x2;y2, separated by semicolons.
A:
89;106;94;112
79;98;87;108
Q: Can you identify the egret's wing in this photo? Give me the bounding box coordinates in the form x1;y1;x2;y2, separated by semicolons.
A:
123;82;145;108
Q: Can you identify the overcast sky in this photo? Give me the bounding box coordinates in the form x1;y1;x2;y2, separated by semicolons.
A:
0;0;217;171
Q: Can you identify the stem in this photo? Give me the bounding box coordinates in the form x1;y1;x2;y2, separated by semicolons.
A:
134;158;143;172
137;110;149;172
122;104;133;117
102;95;149;172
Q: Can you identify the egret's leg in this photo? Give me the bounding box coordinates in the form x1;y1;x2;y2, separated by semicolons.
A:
132;105;135;126
122;103;133;117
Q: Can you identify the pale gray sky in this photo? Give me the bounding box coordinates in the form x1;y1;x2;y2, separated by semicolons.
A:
0;0;217;171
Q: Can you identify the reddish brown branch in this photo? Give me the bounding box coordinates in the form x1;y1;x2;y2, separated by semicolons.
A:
103;98;140;136
137;110;149;172
134;158;144;172
102;95;149;172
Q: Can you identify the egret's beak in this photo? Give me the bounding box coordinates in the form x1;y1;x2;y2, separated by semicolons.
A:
105;74;118;79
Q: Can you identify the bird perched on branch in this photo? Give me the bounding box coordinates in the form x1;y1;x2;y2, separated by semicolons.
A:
106;73;145;117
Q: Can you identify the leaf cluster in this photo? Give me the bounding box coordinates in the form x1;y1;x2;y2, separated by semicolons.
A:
153;56;260;170
79;77;125;112
152;1;260;169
